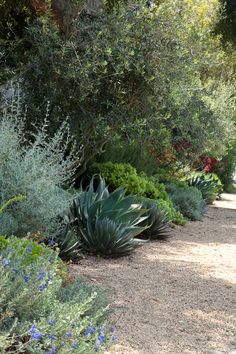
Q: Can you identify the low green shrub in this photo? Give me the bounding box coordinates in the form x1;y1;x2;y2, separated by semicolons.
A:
0;237;113;353
0;236;60;267
90;162;167;200
166;183;205;221
155;199;186;225
187;172;223;204
63;177;147;257
90;162;185;224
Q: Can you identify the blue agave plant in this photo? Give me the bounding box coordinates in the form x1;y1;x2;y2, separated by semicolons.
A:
63;177;149;256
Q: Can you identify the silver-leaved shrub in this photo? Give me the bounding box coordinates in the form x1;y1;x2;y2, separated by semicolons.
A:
0;98;78;236
0;238;114;353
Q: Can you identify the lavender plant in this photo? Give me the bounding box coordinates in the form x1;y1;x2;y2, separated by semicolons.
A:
0;238;114;353
0;97;79;236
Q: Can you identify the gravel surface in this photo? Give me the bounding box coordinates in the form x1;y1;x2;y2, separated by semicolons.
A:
70;193;236;354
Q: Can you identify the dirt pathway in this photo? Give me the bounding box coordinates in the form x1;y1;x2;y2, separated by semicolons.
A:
70;194;236;354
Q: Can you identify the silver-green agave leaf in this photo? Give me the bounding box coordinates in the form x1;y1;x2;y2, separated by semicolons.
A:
64;176;149;256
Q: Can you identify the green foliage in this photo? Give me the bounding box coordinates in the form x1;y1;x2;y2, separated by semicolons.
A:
0;236;58;267
213;141;236;192
64;177;148;256
166;183;205;221
98;140;168;176
90;162;168;200
0;0;33;40
0;98;78;236
0;195;26;215
55;225;81;261
90;162;185;224
187;172;223;204
216;0;236;43
138;198;170;240
1;0;235;172
0;237;112;353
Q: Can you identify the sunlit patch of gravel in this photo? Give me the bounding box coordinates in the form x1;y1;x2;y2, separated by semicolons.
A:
70;194;236;354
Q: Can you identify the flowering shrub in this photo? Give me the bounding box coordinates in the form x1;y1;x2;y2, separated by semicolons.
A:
0;238;114;353
0;236;59;266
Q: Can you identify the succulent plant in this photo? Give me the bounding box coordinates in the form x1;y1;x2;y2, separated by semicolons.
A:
139;198;170;240
63;177;149;256
187;173;222;204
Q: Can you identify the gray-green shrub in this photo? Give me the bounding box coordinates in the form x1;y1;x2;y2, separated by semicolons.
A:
166;182;205;221
0;237;112;353
0;98;78;236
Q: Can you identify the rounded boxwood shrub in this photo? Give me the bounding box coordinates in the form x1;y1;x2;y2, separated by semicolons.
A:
90;162;185;224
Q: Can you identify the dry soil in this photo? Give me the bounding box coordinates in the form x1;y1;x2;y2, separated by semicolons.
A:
70;193;236;354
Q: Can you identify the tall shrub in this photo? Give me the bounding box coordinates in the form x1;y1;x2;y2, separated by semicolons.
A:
1;0;235;173
0;98;78;236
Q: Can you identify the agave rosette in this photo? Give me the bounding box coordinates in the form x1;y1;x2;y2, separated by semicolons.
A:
64;177;149;256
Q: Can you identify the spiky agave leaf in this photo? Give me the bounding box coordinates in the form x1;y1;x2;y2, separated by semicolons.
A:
63;176;149;256
139;199;170;240
55;224;81;260
187;174;222;204
80;217;147;256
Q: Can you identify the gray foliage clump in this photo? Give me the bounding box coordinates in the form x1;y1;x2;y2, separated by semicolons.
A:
0;98;79;236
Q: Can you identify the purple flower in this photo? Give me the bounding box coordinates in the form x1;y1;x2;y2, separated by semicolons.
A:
2;258;11;267
98;334;105;344
38;271;45;282
23;275;30;283
44;281;49;289
29;324;43;341
26;245;34;253
48;239;55;247
61;343;65;347
66;332;73;338
48;334;55;339
38;285;44;292
111;335;116;342
110;326;115;333
46;346;56;354
29;324;37;334
32;332;43;341
88;325;95;335
84;331;89;336
71;323;76;328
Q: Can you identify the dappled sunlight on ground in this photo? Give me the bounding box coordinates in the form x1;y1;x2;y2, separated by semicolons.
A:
144;240;236;284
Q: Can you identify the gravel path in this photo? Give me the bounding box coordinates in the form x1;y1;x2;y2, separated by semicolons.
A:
70;193;236;354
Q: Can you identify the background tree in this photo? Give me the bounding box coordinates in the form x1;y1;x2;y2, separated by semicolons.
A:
1;0;235;176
